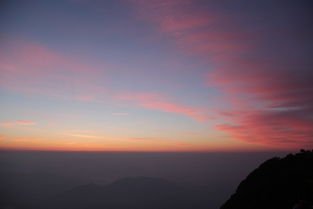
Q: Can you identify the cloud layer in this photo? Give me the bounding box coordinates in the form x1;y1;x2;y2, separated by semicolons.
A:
131;0;313;147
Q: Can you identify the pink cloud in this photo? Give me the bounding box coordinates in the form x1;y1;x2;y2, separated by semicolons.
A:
12;137;42;143
130;137;169;142
210;65;313;148
203;43;313;148
130;0;313;148
131;0;249;61
0;38;107;101
16;120;37;125
117;92;211;122
111;112;129;116
63;133;103;139
215;108;313;147
141;101;196;115
0;120;37;127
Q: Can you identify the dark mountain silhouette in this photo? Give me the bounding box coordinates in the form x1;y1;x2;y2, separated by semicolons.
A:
1;151;310;209
221;150;313;209
44;176;210;209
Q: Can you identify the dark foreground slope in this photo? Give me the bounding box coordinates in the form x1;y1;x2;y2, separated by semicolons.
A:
221;150;313;209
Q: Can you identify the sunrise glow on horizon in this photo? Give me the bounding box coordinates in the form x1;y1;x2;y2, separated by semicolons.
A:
0;0;312;152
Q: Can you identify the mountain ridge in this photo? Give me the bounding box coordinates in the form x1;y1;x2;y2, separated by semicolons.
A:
221;150;313;209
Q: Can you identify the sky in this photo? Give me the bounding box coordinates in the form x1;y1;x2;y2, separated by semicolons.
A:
0;0;312;152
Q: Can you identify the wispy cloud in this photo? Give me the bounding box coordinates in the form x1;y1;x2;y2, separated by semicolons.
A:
0;38;107;101
11;137;42;143
63;133;103;139
0;120;37;127
117;92;211;122
111;112;129;116
62;129;103;139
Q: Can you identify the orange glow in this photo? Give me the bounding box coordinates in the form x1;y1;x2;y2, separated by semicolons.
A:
0;133;277;152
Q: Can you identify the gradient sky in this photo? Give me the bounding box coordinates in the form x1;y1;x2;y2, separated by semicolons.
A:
0;0;312;151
